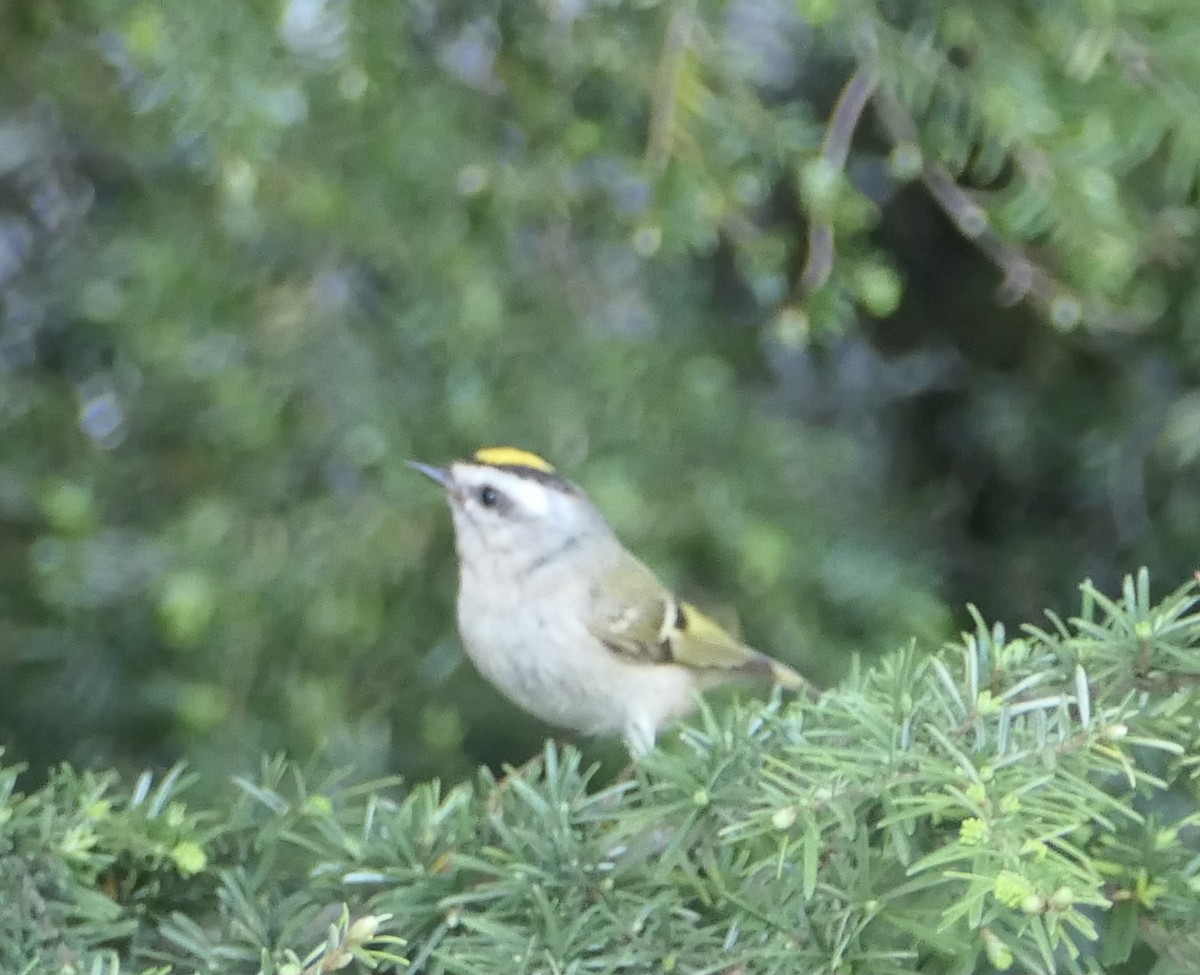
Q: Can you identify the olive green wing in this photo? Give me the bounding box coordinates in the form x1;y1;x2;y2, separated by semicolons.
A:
585;555;676;664
587;557;808;689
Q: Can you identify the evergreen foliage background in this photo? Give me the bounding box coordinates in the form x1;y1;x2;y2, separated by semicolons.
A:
3;0;1199;781
3;1;1200;971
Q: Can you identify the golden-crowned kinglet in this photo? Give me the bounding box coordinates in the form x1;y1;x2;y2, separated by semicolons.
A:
411;447;808;755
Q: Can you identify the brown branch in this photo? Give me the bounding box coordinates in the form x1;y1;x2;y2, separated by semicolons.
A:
799;68;878;294
871;87;1138;330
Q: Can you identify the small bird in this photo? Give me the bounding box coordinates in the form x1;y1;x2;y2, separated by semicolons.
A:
411;447;809;755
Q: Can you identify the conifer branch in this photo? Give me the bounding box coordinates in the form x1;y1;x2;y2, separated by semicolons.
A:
870;87;1140;331
3;570;1199;974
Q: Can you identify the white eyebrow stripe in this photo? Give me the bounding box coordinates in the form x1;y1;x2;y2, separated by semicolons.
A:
455;464;553;517
500;472;551;516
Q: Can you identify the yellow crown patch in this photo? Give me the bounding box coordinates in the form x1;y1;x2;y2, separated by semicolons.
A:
472;447;556;473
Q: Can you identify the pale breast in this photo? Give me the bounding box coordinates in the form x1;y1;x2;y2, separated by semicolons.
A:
455;575;698;741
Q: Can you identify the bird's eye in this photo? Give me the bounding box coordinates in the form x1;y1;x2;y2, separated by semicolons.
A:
479;485;499;508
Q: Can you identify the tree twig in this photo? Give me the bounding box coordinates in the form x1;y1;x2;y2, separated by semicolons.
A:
799;68;877;293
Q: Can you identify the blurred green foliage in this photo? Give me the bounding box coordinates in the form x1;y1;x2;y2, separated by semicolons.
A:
1;0;1199;781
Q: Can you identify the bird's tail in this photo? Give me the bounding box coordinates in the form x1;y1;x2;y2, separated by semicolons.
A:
736;650;814;697
765;656;814;695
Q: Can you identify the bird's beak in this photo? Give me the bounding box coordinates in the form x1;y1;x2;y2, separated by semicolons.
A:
408;460;455;491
